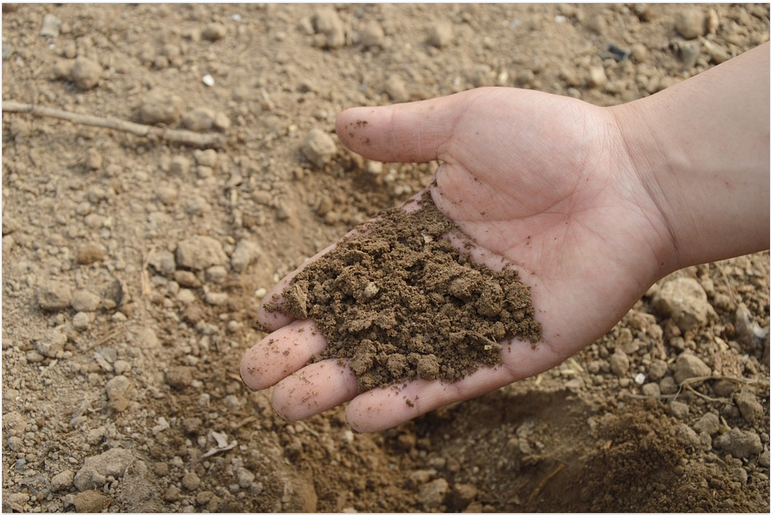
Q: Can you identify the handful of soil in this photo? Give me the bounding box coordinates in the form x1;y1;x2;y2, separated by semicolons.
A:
267;191;541;392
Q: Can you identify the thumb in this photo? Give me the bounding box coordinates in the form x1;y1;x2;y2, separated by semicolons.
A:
335;90;478;163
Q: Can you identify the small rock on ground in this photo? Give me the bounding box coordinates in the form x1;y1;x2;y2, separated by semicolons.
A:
138;90;184;125
673;353;711;384
713;427;762;459
301;128;337;168
652;277;714;332
427;22;453;48
176;236;228;270
73;490;112;513
231;239;261;273
38;281;73;311
676;8;706;39
313;8;345;49
74;448;134;491
420;478;449;509
70;57;101;90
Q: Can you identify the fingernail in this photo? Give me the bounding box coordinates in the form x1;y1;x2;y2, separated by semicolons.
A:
239;368;259;393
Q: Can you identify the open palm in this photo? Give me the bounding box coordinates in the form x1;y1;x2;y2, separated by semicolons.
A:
241;87;674;432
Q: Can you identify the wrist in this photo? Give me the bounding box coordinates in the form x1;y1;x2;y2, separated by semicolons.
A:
606;101;685;276
608;46;770;271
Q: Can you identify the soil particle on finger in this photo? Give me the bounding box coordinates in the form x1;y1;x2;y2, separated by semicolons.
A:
268;191;541;391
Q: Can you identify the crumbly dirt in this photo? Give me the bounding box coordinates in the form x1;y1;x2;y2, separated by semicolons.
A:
2;3;769;513
269;191;541;391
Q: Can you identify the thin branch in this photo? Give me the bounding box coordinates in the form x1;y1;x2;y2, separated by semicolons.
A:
2;101;227;148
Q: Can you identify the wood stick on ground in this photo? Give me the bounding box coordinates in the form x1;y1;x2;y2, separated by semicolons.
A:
2;101;227;148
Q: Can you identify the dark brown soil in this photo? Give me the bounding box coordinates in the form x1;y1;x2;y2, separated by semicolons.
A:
270;191;541;391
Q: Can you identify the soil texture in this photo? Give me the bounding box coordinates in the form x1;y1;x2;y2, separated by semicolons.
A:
270;191;541;391
2;3;769;513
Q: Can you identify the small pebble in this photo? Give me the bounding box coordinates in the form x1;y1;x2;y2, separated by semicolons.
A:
72;311;91;330
301;129;337;168
182;107;218;132
360;20;384;48
676;8;706;39
194;149;219;168
669;400;689;419
51;469;75;492
630;43;648;62
166;366;194;389
419;478;449;509
427;22;453;48
70;57;101;90
587;66;607;88
384;75;409;103
182;472;201;491
735;391;764;425
76;243;104;265
175;270;201;288
693;412;720;435
73;490;111;513
176;236;228;271
177;289;197;304
231;239;261;273
205;265;228;283
202;23;227;41
40;13;62;38
169;155;191;176
71;289;101;312
34;330;67;357
609;351;629;377
648;360;668;380
38;281;73;311
204;291;228;306
86;148;102;171
138;90;183;125
673;353;711;384
313;8;345;49
713;427;762;459
641;382;660;397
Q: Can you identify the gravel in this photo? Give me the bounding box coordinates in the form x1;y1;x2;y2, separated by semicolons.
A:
673;353;711;384
138;90;184;125
70;57;101;90
301;128;337;168
38;281;73;311
74;448;134;491
676;8;706;39
713;428;763;459
313;8;345;49
652;277;714;331
175;236;228;271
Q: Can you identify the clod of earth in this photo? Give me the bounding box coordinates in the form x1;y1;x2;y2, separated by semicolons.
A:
267;191;541;391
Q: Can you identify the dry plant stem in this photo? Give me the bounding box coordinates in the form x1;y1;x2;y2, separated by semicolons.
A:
528;462;566;503
2;101;227;148
624;375;763;402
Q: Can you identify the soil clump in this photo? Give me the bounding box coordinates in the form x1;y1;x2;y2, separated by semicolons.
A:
269;191;541;391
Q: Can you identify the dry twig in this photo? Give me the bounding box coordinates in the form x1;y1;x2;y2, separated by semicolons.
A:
623;374;763;402
2;101;227;148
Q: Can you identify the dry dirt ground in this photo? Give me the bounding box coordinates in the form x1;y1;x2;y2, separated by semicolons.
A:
2;3;770;513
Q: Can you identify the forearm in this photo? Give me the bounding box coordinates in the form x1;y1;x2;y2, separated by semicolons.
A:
610;42;769;271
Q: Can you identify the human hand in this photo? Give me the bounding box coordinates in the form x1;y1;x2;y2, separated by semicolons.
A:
239;87;677;432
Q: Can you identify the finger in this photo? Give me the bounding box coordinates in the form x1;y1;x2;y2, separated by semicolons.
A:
345;338;559;433
240;319;326;390
271;359;359;422
335;90;479;163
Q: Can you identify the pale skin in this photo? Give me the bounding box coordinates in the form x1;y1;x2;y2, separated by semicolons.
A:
241;43;769;433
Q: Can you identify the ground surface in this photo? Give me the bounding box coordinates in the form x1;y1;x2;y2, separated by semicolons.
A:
2;3;769;513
